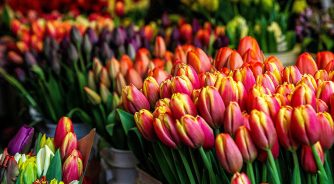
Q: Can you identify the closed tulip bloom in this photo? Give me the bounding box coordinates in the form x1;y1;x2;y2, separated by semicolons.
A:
174;46;187;64
61;132;78;160
324;60;334;72
296;52;318;75
235;126;258;162
36;145;54;177
316;51;334;69
238;36;262;59
231;172;251;184
170;93;197;119
252;95;281;119
197;86;225;129
224;102;243;135
275;106;298;150
226;51;243;70
316;99;328;113
87;70;96;91
301;142;324;173
154;36;166;58
115;73;126;95
119;55;133;76
93;58;103;80
40;134;55;153
233;67;256;92
291;84;316;109
316;81;334;104
314;70;329;81
84;87;101;105
143;77;160;108
107;58;120;80
175;63;200;89
171;75;194;96
264;56;284;72
291;105;320;145
317;112;334;149
155;98;171;110
276;82;295;97
282;66;302;84
134;109;155;141
100;83;111;104
126;68;143;89
148;68;170;85
122;84;150;114
8;124;34;155
19;157;38;183
199;72;217;87
242;48;263;63
54;117;74;148
215;47;233;70
296;74;317;92
160;79;172;98
265;71;281;87
242;61;263;78
63;149;83;184
153;108;180;148
187;48;211;73
249;110;277;150
247;84;271;107
215;133;243;173
256;74;276;93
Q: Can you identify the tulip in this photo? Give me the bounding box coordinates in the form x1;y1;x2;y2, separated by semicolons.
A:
317;112;334;149
296;74;317;92
276;82;295;97
291;84;316;109
126;68;143;89
19;157;38;184
115;73;126;96
296;52;318;75
316;98;328;113
187;48;211;73
247;84;271;109
93;58;103;80
174;64;200;89
153;107;180;148
119;55;133;76
170;93;197;119
87;71;96;91
231;172;251;184
171;75;194;96
84;87;101;105
174;45;187;64
264;56;284;72
40;134;55;153
54;117;74;148
8;124;34;155
314;70;329;81
148;68;170;85
235;126;258;162
197;86;225;129
282;66;302;84
223;102;243;135
275;106;298;151
252;95;281;119
134;109;155;141
61;132;78;160
154;36;166;58
159;79;172;98
214;47;233;70
63;149;83;184
180;24;192;43
122;84;150;114
142;77;160;108
106;58;120;80
176;115;214;149
233;67;256;92
226;51;243;70
316;51;334;69
215;76;246;110
155;98;171;109
265;71;281;87
215;133;243;173
199;72;217;87
291;105;320;145
237;36;262;60
301;142;324;173
249;110;277;150
324;60;334;72
316;81;334;104
36;145;54;177
256;74;276;93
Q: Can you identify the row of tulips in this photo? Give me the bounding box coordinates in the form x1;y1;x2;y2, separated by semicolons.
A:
0;117;91;184
119;36;334;184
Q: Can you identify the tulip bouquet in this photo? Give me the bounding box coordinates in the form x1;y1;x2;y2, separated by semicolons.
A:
120;36;334;184
0;117;95;184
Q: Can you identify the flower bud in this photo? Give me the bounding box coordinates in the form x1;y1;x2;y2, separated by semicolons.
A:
8;125;34;155
296;74;317;92
143;77;160;108
175;63;200;89
84;87;101;105
148;68;170;85
199;72;217;87
235;126;258;162
115;73;126;95
154;36;166;58
264;56;284;72
282;66;302;84
54;117;74;148
122;84;150;114
171;75;194;96
252;95;281;119
237;36;262;60
197;86;225;129
316;98;328;113
301;142;324;173
187;48;211;73
324;60;334;72
160;79;172;98
249;110;277;150
214;47;233;70
119;55;133;76
61;132;78;159
134;109;155;141
231;172;251;184
63;149;83;184
226;51;243;70
107;58;120;80
170;93;197;119
314;70;329;81
291;105;320;145
100;67;111;88
317;112;334;149
36;145;54;177
291;84;316;109
100;83;111;104
87;70;96;91
223;102;243;135
296;52;318;75
126;68;143;89
316;51;334;69
233;67;256;92
215;133;243;173
93;58;103;81
316;81;334;104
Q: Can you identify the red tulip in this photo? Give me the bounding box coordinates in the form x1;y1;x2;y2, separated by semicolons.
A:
237;36;262;60
316;98;328;113
170;93;197;119
316;51;334;69
171;75;194;96
226;51;243;70
159;79;172;98
134;109;155;141
296;74;317;92
314;70;329;81
122;84;150;114
317;112;334;149
214;47;233;70
174;63;200;89
154;36;166;58
316;81;334;104
235;126;258;162
54;117;74;148
264;56;284;72
301;142;324;173
187;48;211;73
296;52;318;75
231;172;251;184
61;132;78;160
63;149;83;184
199;72;217;87
233;67;256;92
142;76;160;108
282;66;302;84
223;102;243;135
291;84;316;109
126;68;143;89
148;68;170;85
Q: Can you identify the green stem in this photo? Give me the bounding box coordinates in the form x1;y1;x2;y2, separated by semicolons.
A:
188;148;201;183
325;151;334;184
178;149;196;184
292;150;302;184
266;149;281;184
262;162;267;182
312;174;318;184
247;162;256;184
307;174;312;184
199;147;216;184
311;144;328;184
214;129;220;137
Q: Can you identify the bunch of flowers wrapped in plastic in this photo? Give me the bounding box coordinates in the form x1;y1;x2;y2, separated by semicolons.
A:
123;36;334;184
0;117;95;184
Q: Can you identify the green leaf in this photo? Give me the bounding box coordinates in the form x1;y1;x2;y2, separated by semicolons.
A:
116;109;135;135
127;128;149;168
105;110;117;137
46;149;62;181
320;34;334;50
34;133;43;154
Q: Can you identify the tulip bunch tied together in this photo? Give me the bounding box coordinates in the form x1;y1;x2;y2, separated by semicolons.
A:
124;36;334;184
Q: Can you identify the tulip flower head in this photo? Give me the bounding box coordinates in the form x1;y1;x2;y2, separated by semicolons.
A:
134;109;155;141
301;142;324;173
235;126;258;162
8;124;34;155
62;149;83;184
231;172;251;184
122;84;150;114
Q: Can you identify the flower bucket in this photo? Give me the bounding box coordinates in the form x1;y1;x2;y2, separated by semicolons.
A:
136;167;162;184
100;147;138;184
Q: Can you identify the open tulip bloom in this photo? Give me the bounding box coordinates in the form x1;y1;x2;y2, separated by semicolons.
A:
126;36;334;184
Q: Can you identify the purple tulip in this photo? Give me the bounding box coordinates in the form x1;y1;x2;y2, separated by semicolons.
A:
8;125;34;155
